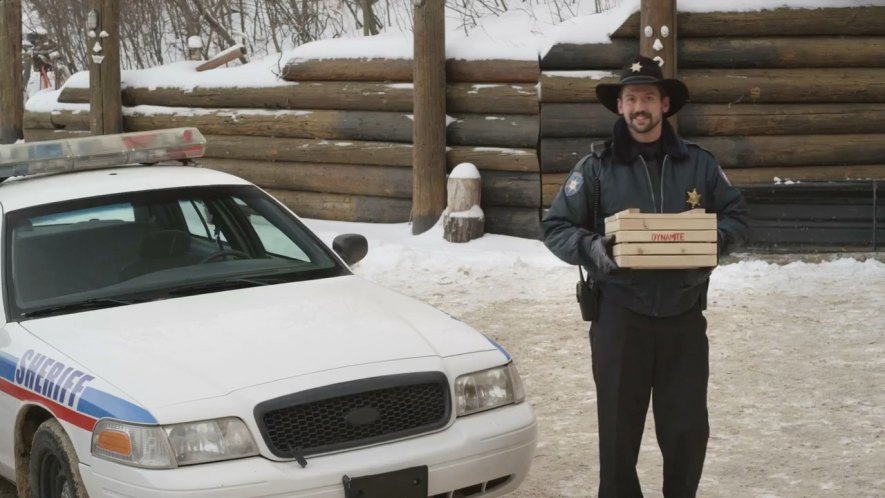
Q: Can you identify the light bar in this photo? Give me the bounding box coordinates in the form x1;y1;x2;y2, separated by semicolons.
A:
0;128;206;179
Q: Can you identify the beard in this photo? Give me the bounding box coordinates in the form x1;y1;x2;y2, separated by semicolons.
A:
626;111;661;134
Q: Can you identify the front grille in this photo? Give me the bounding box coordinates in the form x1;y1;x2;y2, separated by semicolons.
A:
255;372;450;457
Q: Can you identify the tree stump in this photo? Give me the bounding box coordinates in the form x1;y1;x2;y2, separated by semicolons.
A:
444;163;484;243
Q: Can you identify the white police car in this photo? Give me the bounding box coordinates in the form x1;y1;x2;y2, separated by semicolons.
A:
0;129;537;497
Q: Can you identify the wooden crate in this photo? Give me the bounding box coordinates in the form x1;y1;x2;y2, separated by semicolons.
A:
605;209;718;269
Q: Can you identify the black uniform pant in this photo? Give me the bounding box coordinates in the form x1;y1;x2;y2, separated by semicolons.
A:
589;297;709;498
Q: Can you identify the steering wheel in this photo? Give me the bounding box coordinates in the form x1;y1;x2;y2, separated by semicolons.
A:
199;249;250;264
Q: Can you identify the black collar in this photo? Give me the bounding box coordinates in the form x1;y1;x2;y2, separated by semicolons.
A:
610;117;688;164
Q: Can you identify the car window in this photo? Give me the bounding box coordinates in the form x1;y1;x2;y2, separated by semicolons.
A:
179;199;227;243
30;203;135;226
4;185;348;320
234;198;310;261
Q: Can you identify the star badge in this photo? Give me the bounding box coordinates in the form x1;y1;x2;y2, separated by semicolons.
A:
564;171;583;197
630;62;642;73
686;188;701;208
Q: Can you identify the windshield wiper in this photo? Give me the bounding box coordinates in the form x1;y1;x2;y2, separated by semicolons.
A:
21;297;144;319
164;277;282;297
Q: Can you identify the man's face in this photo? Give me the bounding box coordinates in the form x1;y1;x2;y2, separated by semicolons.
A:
617;84;670;139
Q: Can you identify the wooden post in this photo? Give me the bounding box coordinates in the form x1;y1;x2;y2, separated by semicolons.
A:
640;0;676;76
0;0;23;144
411;0;447;235
444;163;484;243
641;0;677;126
89;0;123;135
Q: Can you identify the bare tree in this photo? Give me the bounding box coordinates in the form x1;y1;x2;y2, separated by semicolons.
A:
23;0;87;73
20;0;622;73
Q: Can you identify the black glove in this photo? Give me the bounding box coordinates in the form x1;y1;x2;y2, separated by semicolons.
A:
589;235;618;275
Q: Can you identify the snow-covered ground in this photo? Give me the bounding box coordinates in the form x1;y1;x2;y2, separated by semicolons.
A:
11;0;885;490
0;218;880;496
305;219;885;498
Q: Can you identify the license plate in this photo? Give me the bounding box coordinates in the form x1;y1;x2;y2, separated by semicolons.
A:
342;465;428;498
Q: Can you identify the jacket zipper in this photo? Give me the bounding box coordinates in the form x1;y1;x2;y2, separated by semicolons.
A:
641;154;670;317
639;156;658;213
660;154;669;212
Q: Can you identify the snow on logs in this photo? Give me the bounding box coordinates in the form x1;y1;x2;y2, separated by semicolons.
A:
196;44;247;72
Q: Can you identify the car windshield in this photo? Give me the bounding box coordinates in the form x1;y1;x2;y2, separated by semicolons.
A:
4;185;348;320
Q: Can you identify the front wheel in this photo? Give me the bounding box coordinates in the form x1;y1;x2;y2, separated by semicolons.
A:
29;419;88;498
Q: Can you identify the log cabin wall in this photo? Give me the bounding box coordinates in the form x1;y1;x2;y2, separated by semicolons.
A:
21;5;885;248
27;57;543;239
539;6;885;250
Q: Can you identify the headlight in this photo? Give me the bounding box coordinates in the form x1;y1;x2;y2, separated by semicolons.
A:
91;420;176;468
92;417;258;468
455;362;526;416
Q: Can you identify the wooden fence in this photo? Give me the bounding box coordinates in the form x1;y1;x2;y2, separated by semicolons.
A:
22;5;885;247
538;5;885;250
540;6;885;210
31;57;542;238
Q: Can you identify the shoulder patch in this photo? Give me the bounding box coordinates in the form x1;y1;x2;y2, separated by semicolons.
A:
564;171;584;197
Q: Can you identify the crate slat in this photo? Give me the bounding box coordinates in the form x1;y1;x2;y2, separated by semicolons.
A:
613;254;718;269
604;210;718;268
613;242;717;256
604;208;712;222
610;230;718;243
606;218;716;232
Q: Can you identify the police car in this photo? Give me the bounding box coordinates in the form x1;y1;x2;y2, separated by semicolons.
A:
0;129;537;497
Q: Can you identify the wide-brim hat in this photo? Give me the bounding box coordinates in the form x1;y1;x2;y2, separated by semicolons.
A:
595;55;689;117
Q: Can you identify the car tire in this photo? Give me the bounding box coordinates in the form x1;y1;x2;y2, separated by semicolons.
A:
29;418;89;498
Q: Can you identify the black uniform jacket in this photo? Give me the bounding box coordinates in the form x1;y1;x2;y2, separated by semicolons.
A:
542;118;750;317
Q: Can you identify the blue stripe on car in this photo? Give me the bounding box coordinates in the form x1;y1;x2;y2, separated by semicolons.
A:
78;387;157;424
0;350;156;424
483;335;511;361
0;351;17;381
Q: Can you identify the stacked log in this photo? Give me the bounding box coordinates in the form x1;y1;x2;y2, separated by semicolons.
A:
539;6;885;208
26;56;542;238
56;82;538;114
27;7;885;241
282;57;540;84
267;56;542;238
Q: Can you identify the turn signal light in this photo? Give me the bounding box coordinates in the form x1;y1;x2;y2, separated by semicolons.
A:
94;428;132;457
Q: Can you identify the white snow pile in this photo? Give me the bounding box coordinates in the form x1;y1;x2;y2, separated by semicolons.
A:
45;0;885;96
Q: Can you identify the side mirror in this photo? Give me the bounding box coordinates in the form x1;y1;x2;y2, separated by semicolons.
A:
332;234;368;266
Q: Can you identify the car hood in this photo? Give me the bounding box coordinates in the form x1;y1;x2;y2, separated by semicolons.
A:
21;275;494;409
